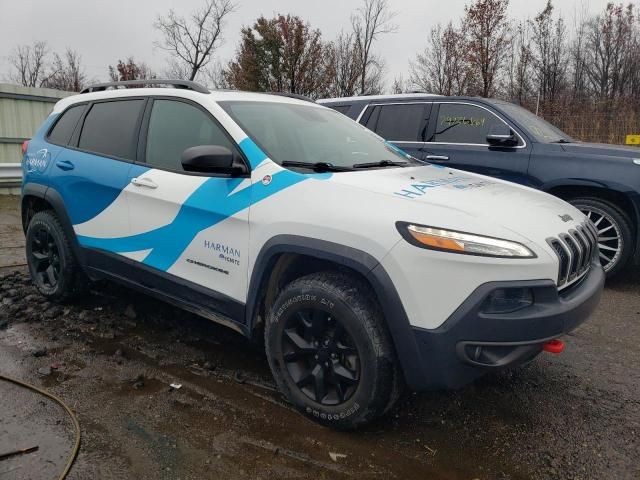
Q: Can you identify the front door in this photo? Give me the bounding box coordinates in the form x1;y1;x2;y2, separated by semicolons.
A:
124;98;250;308
423;102;532;185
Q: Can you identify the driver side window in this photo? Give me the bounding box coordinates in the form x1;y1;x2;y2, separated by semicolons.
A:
145;99;236;171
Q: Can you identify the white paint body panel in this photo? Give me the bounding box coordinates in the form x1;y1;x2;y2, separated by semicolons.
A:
56;88;586;330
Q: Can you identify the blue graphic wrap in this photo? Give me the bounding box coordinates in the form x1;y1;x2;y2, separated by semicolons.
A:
76;138;330;271
385;141;412;159
239;137;268;168
67;158;150;224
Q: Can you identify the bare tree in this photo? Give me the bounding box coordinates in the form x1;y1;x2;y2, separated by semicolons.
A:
8;41;49;87
329;31;363;97
464;0;512;97
529;0;568;105
154;0;236;81
351;0;397;95
390;74;411;94
569;1;590;102
41;49;87;92
505;21;534;105
202;61;229;89
410;22;470;95
584;3;636;99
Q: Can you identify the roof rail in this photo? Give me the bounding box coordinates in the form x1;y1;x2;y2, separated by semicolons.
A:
265;92;315;103
80;79;210;94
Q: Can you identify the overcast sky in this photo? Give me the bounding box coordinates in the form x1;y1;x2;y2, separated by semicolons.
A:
0;0;615;88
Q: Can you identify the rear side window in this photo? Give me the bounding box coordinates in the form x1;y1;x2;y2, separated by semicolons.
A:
78;100;145;160
145;99;236;171
329;105;351;115
431;103;505;144
364;104;427;141
48;105;85;145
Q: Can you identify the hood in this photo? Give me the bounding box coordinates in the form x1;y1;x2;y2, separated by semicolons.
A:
561;142;640;161
331;164;585;245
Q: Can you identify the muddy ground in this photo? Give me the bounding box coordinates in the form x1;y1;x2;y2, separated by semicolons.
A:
0;194;638;480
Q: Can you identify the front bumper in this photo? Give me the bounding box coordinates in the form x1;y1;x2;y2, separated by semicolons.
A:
405;259;605;390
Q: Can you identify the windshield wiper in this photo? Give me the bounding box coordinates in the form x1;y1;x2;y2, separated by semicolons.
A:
550;139;572;144
281;161;352;172
353;160;411;169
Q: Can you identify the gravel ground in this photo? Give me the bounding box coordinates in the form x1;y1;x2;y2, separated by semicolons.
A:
0;195;638;479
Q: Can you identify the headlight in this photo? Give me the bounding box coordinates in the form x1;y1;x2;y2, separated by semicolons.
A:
396;222;536;258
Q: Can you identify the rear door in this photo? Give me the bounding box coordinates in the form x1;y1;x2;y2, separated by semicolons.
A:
423;102;532;184
52;99;146;257
358;103;432;159
124;97;250;312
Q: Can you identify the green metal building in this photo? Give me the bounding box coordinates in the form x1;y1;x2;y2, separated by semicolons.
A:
0;83;71;192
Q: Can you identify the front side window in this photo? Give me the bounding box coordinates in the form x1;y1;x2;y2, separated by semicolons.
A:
365;104;428;142
430;103;508;145
145;100;236;171
219;101;416;169
78;100;145;160
48;105;85;145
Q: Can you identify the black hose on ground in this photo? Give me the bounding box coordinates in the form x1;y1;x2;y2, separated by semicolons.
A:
0;374;80;480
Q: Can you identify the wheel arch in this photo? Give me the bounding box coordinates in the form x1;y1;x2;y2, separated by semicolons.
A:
246;235;427;390
545;181;640;265
21;183;87;267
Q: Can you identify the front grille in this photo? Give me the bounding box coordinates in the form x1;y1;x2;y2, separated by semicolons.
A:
547;220;598;291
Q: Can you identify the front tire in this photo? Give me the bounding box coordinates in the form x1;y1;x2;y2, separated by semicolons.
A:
568;197;633;277
265;271;399;429
26;210;88;302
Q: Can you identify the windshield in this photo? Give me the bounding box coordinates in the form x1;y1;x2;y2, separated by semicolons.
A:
497;102;572;143
219;101;418;169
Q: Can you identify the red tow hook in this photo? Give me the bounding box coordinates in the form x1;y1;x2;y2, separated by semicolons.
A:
543;339;565;354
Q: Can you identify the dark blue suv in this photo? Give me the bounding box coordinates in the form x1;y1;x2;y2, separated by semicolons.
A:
319;94;640;277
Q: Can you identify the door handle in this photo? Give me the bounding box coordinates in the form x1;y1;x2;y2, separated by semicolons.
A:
55;159;75;170
425;155;449;161
130;177;158;189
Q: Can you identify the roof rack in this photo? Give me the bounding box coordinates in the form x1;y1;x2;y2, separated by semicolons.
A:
80;79;210;94
265;92;315;103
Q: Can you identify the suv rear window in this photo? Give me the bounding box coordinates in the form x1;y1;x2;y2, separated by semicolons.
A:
78;100;145;160
364;104;427;142
48;105;85;145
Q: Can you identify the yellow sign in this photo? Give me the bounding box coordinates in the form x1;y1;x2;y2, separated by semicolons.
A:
626;134;640;145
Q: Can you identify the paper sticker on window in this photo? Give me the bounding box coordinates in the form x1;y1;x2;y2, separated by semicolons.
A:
442;116;486;128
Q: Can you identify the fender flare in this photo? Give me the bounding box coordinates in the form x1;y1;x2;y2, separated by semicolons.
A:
21;182;87;267
246;234;427;389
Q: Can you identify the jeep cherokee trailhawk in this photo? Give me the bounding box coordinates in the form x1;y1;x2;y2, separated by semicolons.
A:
21;80;604;429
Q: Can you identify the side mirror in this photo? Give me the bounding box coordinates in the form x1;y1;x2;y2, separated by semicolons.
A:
181;145;240;174
486;124;518;147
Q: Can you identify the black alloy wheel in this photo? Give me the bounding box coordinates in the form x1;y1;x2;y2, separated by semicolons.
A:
281;308;360;405
265;271;400;429
30;225;61;290
26;210;88;301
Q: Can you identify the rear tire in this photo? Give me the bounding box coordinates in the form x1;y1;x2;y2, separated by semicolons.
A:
26;210;88;302
264;271;399;429
568;197;633;278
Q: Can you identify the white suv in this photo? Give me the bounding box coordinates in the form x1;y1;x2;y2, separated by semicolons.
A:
21;80;604;429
